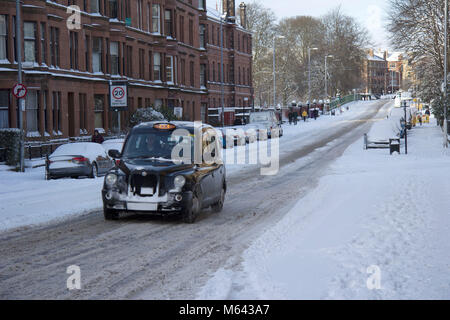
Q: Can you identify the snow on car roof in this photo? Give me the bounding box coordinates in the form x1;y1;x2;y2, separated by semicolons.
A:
51;142;106;161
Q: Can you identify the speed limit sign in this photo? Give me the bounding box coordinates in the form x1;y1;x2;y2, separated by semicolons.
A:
13;83;27;99
109;82;128;110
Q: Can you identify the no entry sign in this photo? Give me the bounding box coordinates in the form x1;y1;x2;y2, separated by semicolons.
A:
109;82;128;110
12;84;27;99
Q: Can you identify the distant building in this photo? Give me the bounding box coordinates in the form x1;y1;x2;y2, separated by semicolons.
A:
0;0;253;141
363;49;405;95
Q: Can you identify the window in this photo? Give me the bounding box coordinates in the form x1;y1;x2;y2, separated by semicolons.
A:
43;91;48;133
91;0;100;13
199;24;206;49
180;58;186;85
69;31;79;70
92;37;103;73
146;3;150;31
139;48;145;79
85;35;90;71
24;22;36;62
179;16;185;43
94;95;104;129
190;61;194;87
200;64;206;87
137;0;143;30
165;55;174;83
153;52;161;81
40;23;46;64
52;91;61;133
199;0;205;10
164;10;173;37
79;93;87;132
152;4;161;34
26;91;39;133
50;27;60;67
0;90;9;128
126;45;132;76
0;15;8;61
109;0;118;18
110;41;119;75
189;20;193;46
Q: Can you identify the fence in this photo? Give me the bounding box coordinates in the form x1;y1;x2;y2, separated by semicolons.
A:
329;94;361;112
23;134;126;160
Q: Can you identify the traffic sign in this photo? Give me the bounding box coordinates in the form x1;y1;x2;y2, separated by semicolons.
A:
109;81;128;110
12;83;27;99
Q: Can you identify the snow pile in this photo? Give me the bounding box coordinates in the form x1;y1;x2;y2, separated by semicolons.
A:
200;119;450;299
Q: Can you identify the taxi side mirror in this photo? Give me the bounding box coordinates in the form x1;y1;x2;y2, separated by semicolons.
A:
108;149;121;159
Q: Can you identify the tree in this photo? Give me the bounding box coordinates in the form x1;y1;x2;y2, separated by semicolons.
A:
388;0;449;119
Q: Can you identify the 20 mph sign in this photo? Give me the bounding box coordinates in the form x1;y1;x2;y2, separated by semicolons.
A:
109;82;128;110
13;84;27;99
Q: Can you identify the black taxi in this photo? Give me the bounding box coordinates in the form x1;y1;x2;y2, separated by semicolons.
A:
102;121;226;223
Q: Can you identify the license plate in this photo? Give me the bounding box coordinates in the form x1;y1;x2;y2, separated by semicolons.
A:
140;187;154;195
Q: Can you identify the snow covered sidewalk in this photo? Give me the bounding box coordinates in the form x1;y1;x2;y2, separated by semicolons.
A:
199;119;450;299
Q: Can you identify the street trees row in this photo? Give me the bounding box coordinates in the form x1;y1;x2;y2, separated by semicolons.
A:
246;2;369;107
388;0;449;119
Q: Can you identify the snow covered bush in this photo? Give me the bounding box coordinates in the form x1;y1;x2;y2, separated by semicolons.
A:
0;129;22;166
129;107;165;128
128;106;178;128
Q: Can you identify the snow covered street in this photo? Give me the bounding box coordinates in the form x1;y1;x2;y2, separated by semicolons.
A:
199;104;450;299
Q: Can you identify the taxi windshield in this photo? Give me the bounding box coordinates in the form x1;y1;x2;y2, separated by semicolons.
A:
122;131;194;161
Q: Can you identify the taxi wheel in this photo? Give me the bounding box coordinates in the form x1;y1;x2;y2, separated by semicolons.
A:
211;185;225;212
103;206;119;220
183;189;202;223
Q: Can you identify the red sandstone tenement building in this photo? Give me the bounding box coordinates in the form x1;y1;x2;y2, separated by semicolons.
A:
0;0;252;140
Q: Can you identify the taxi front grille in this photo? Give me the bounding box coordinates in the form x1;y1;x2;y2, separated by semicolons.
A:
129;173;157;196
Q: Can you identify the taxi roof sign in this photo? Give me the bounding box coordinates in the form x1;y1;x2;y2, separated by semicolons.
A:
153;123;176;130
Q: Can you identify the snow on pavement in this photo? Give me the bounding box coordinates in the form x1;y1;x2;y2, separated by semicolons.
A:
198;117;450;299
0;100;377;232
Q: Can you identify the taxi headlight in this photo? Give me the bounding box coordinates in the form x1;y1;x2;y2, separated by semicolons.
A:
105;173;118;186
174;175;186;188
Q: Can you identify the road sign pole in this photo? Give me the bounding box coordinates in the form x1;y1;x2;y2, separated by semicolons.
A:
16;0;24;172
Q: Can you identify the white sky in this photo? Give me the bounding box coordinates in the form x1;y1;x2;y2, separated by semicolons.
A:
206;0;391;50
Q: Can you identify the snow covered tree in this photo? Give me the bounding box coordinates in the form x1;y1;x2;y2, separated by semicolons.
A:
128;107;165;128
389;0;450;120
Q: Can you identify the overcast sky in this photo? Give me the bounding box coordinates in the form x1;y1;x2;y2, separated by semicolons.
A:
206;0;392;50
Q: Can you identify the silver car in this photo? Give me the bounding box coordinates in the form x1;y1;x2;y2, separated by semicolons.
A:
45;142;114;180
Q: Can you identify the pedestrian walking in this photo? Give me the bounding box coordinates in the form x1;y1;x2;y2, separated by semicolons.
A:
418;114;422;126
302;110;307;122
92;130;104;144
293;111;298;125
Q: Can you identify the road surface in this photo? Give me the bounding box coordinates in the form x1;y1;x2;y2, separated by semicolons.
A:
0;100;388;299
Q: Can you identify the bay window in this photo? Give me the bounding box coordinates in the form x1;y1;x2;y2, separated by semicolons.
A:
110;41;119;75
153;52;161;81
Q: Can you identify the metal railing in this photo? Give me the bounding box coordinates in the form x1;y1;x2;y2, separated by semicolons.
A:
329;94;361;112
23;134;126;160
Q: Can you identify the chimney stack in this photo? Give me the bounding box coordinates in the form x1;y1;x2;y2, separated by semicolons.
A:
222;0;236;21
239;2;247;28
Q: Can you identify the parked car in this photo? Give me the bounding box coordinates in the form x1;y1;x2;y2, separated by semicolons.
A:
249;110;283;138
45;142;114;180
102;121;226;223
102;139;125;154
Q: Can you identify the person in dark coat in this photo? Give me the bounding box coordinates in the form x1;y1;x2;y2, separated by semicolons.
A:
293;111;298;125
92;130;104;144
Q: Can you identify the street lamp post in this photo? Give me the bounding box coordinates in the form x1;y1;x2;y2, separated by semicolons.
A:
444;0;448;147
308;47;318;114
273;35;285;109
16;0;24;172
403;101;408;154
220;14;225;127
324;55;333;99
